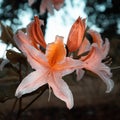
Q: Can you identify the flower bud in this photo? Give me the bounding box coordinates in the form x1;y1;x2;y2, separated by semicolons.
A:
67;17;86;52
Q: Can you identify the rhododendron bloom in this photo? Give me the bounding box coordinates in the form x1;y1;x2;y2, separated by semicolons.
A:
77;30;114;93
14;29;84;109
87;30;110;59
67;17;86;52
28;0;35;6
40;0;64;14
52;0;64;10
28;0;64;14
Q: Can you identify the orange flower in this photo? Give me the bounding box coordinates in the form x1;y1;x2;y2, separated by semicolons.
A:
67;17;86;52
14;30;84;109
76;30;114;93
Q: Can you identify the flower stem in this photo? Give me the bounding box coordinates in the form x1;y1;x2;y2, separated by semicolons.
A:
21;85;48;112
16;98;22;120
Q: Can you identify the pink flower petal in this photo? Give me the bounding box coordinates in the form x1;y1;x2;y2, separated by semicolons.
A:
87;30;110;59
48;73;73;109
83;44;114;92
28;0;35;6
88;30;103;48
24;44;48;69
52;0;64;10
14;30;30;48
94;64;113;93
102;38;110;59
78;37;91;56
54;57;84;74
14;30;48;70
40;0;54;15
82;44;102;63
76;69;85;81
15;69;48;98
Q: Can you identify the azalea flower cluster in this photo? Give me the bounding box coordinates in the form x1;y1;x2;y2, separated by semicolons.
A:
28;0;64;14
14;16;114;109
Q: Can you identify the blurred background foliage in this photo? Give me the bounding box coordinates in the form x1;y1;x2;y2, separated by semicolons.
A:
85;0;120;38
0;0;120;37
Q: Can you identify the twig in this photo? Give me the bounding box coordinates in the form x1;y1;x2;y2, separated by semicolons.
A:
111;66;120;70
16;98;22;120
11;98;18;113
16;63;22;120
5;98;18;120
21;85;47;112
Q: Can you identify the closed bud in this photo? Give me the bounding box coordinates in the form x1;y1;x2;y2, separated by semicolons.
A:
67;17;86;52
